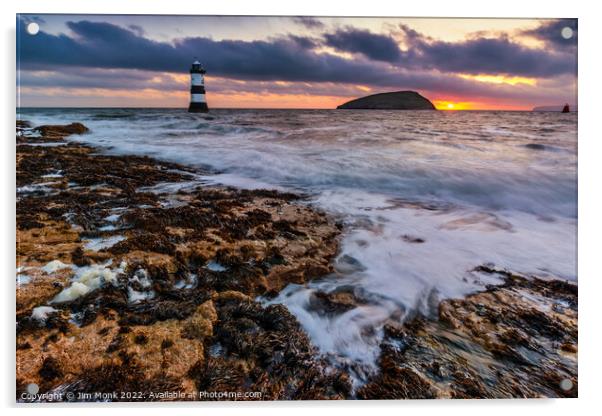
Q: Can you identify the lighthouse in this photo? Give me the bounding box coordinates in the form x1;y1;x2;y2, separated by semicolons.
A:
188;60;209;113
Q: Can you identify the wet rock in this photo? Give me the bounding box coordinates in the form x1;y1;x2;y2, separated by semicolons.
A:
33;123;89;137
357;361;438;399
195;295;352;400
17;120;31;129
308;288;361;315
363;269;578;399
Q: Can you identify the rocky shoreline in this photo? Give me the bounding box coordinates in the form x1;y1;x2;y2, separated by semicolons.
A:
16;121;577;401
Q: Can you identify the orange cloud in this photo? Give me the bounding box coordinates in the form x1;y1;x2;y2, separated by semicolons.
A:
457;73;537;86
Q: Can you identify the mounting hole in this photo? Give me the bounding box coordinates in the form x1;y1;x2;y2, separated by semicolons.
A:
26;383;39;395
561;26;573;40
559;378;573;391
26;22;39;35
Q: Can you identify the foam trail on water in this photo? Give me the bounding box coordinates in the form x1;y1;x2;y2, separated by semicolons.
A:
265;188;575;380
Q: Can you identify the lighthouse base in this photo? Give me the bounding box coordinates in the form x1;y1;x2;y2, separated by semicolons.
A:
188;102;209;113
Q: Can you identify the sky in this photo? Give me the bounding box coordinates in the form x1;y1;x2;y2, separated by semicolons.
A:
16;15;577;110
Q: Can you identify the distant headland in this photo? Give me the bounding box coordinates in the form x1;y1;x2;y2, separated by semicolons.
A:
337;91;436;110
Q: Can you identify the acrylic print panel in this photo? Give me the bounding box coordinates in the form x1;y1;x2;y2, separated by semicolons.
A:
16;14;577;402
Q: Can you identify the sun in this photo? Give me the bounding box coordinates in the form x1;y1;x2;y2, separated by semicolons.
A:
433;100;472;110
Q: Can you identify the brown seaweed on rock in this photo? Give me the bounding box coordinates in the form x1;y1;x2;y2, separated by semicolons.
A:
16;121;350;401
192;293;351;400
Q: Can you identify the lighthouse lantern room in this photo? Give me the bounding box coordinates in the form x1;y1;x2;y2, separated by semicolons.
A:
188;60;209;113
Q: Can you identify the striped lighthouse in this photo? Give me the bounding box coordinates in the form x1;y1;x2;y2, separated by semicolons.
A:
188;60;209;113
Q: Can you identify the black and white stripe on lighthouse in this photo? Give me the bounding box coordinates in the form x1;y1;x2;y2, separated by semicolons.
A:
188;60;209;113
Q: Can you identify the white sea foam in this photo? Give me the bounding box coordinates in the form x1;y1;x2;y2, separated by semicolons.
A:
17;182;60;195
206;260;227;272
98;224;118;232
174;273;198;289
130;269;152;288
126;269;155;303
17;274;32;285
83;235;126;251
42;171;63;178
103;213;121;222
128;287;155;303
51;261;125;303
31;306;58;322
199;173;286;191
42;260;71;274
22;142;67;147
17;266;33;285
139;180;202;194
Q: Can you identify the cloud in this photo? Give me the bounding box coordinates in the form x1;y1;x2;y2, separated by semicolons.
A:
19;68;184;91
396;25;576;77
292;17;325;29
522;19;577;49
321;24;576;77
323;27;402;62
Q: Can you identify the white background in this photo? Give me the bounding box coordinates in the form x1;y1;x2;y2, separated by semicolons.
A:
2;0;600;414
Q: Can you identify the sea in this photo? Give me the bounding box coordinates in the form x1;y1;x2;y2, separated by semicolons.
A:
17;108;577;380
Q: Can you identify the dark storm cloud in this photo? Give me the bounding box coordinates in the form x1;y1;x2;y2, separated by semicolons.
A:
323;27;402;62
321;24;576;77
397;26;576;77
18;19;406;86
287;35;319;49
522;19;577;48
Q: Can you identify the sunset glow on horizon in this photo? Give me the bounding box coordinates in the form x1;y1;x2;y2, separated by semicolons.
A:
17;15;577;110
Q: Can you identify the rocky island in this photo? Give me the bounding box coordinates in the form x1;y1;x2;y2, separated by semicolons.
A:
337;91;436;110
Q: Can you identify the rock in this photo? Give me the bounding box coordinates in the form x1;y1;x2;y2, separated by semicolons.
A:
181;301;218;339
363;269;578;399
337;91;436;110
16;120;31;129
357;362;438;399
33;123;89;138
16;121;348;401
308;288;362;315
197;296;352;400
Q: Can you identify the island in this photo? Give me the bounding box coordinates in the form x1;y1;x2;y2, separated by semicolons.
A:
337;91;436;110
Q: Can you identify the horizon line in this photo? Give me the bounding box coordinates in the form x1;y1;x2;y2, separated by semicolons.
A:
16;106;571;112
